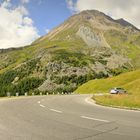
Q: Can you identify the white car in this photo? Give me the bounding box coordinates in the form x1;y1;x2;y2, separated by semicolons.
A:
110;87;127;94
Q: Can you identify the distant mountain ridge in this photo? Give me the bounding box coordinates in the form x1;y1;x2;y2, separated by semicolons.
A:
36;10;139;43
116;18;139;30
0;10;140;95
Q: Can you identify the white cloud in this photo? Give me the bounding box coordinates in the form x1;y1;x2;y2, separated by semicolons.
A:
20;0;30;4
1;0;12;8
66;0;76;12
0;1;39;49
66;0;140;29
45;28;50;34
15;5;29;15
23;17;33;25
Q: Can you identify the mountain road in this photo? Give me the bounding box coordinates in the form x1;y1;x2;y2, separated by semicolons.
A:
0;94;140;140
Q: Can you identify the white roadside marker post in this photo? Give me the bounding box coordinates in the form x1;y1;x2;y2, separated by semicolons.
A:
16;92;19;97
25;92;28;96
7;92;11;97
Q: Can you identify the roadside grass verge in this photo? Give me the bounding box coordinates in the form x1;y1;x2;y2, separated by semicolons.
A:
75;69;140;94
93;94;140;109
75;69;140;109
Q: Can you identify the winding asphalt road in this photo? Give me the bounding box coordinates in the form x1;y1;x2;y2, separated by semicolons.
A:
0;94;140;140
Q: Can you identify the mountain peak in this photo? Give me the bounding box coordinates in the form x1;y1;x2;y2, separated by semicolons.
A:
35;9;140;44
116;18;131;26
77;10;139;31
76;10;114;21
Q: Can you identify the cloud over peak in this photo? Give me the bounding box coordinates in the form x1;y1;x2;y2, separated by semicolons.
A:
66;0;140;29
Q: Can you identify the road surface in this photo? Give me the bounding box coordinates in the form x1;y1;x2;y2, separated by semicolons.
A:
0;94;140;140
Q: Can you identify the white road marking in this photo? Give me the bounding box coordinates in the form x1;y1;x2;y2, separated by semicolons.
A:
50;109;62;113
37;101;41;104
85;97;140;112
40;104;45;108
85;97;95;105
81;116;109;123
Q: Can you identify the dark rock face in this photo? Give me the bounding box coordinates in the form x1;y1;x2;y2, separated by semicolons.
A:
116;18;139;31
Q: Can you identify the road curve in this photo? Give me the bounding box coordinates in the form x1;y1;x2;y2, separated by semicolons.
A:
0;94;140;140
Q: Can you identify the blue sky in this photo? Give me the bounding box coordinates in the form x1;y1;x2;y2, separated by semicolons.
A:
26;0;73;35
0;0;73;36
0;0;140;48
0;0;74;48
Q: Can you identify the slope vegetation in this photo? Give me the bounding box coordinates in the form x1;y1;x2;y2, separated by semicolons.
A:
75;70;140;109
75;69;140;94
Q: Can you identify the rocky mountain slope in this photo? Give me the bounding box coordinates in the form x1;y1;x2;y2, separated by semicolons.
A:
0;10;140;96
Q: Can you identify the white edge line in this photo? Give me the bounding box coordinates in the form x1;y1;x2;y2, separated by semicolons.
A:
38;101;41;104
85;97;140;113
50;109;62;113
81;116;109;123
85;97;96;105
40;104;45;108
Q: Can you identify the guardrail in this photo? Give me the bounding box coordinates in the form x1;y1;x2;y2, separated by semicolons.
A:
6;92;73;97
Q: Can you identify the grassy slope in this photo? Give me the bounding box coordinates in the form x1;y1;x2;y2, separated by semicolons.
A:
104;30;140;69
93;94;140;109
75;69;140;108
75;69;140;94
0;28;87;74
1;25;140;74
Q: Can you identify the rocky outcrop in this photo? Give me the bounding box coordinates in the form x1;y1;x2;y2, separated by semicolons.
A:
38;80;62;92
77;26;110;48
38;61;92;92
105;54;131;69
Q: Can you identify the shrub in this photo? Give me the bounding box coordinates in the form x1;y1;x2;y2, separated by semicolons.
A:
11;77;44;95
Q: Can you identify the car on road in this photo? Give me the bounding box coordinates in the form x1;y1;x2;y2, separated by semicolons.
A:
110;87;127;94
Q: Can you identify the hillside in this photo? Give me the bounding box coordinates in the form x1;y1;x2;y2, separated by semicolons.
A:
75;69;140;94
0;10;140;96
